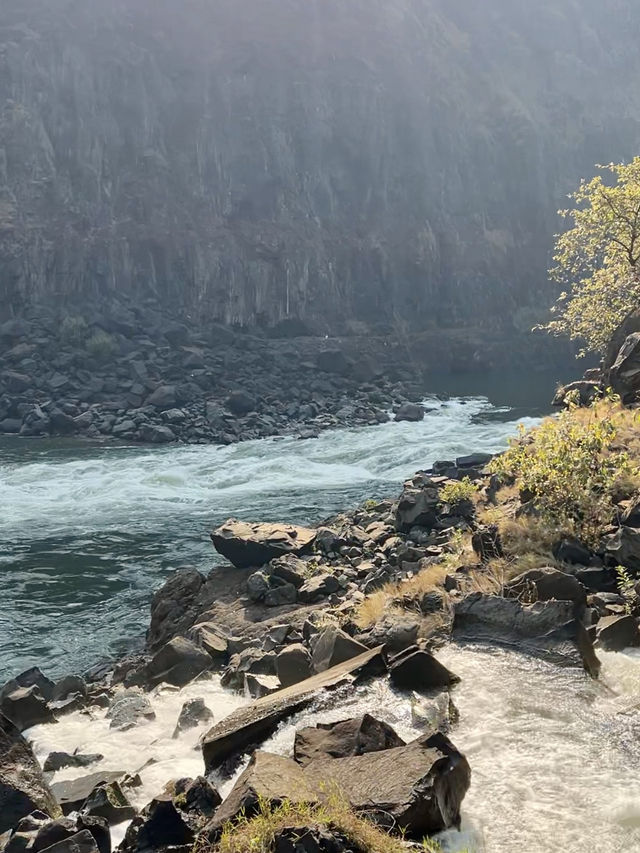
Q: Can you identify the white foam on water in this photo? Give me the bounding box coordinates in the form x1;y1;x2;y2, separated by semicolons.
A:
26;645;640;853
0;398;538;541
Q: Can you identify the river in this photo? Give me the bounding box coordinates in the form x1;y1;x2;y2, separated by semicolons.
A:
6;374;640;852
1;380;552;680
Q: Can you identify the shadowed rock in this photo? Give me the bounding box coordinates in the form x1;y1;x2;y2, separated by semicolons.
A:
454;593;600;677
293;714;405;766
0;713;61;831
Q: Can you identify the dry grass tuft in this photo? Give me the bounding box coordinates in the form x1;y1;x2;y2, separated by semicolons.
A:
498;516;560;558
215;794;446;853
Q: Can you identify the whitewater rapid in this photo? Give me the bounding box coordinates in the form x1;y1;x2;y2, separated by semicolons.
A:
26;645;640;853
1;396;538;677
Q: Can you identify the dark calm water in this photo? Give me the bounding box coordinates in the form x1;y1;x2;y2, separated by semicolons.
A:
0;371;559;681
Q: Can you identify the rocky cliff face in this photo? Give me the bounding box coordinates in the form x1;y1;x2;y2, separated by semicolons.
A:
2;0;640;332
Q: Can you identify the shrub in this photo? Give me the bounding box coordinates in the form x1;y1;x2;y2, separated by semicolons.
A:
85;330;119;361
489;405;637;546
60;315;89;344
440;477;478;507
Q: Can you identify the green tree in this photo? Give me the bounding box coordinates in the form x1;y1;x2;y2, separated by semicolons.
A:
544;157;640;355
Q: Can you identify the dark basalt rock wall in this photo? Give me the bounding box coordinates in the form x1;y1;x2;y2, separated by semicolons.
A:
2;0;640;332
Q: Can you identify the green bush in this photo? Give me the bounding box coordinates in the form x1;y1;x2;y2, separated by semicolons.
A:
60;315;89;344
490;408;636;546
439;477;478;507
85;330;119;361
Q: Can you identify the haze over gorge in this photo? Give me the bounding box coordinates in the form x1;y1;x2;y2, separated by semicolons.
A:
6;3;640;853
3;0;640;332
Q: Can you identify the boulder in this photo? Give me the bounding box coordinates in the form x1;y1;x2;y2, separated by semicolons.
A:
187;621;228;663
82;781;136;824
307;732;469;838
609;332;640;400
202;647;385;771
147;568;205;651
293;714;405;766
388;650;459;692
120;795;194;851
244;673;281;699
146;385;177;409
264;578;298;607
276;645;313;688
225;390;257;416
37;830;100;853
221;649;277;691
1;668;54;703
552;380;602;407
208;752;318;830
106;691;155;732
272;826;352;853
394;403;425;423
0;714;61;831
172;698;214;738
454;593;600;677
51;677;87;703
43;752;103;773
0;685;55;731
138;424;175;443
603;526;640;571
270;556;308;588
211;520;316;568
50;772;125;816
311;627;369;673
395;483;440;532
246;570;271;602
31;816;109;853
504;568;587;606
298;574;340;603
596;614;640;651
146;636;212;687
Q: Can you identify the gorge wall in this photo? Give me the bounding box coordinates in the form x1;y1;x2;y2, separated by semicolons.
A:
2;0;640;334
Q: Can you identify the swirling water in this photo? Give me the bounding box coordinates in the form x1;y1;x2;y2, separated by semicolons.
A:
0;393;544;680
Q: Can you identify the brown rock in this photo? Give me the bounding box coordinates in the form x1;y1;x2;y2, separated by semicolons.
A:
211;520;317;568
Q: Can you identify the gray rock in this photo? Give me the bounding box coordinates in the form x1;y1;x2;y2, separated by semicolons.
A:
293;714;405;766
50;773;125;816
146;636;212;687
596;614;640;651
394;402;425;422
264;579;297;607
43;752;103;773
146;385;177;409
604;526;640;571
139;424;176;443
211;519;317;568
37;830;99;853
0;714;61;831
244;673;281;699
0;685;55;731
172;698;214;738
298;573;340;603
276;644;313;688
504;567;587;606
246;571;270;602
389;650;459;692
395;482;440;532
311;627;368;673
225;390;257;416
106;691;155;731
454;593;600;676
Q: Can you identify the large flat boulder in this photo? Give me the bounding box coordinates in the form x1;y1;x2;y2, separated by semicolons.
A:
311;627;369;673
202;646;385;772
504;568;587;606
211;733;469;840
145;636;212;687
454;593;600;677
0;713;61;832
51;772;126;815
211;520;317;568
307;732;470;838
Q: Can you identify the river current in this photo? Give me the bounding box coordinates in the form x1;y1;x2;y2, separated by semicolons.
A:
0;391;541;679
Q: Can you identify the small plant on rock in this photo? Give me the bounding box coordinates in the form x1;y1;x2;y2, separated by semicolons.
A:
60;314;89;344
615;564;636;614
439;478;478;508
85;330;119;361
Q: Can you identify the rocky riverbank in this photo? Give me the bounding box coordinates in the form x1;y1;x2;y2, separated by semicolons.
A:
4;412;639;851
0;303;574;445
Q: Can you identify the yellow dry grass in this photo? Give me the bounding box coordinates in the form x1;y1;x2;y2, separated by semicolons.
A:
214;794;446;853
